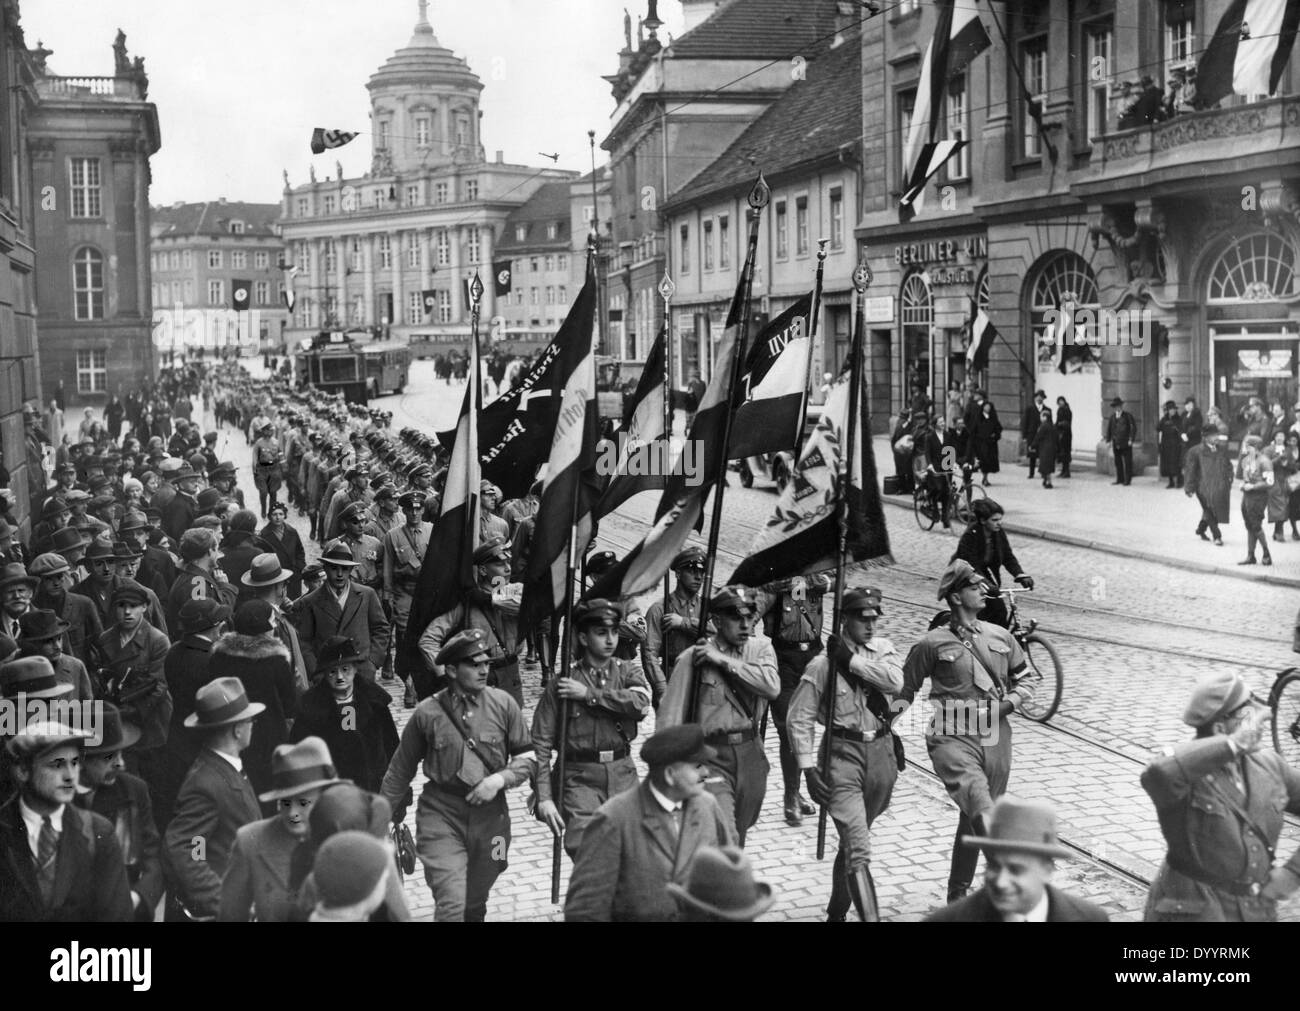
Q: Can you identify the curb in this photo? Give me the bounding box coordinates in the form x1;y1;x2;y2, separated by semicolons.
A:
879;495;1300;589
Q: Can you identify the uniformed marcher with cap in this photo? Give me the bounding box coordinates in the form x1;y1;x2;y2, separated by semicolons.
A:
417;536;524;705
531;598;652;858
644;546;708;687
899;559;1032;902
380;629;536;922
657;585;780;845
1141;671;1300;921
383;490;432;690
337;501;383;590
787;586;903;921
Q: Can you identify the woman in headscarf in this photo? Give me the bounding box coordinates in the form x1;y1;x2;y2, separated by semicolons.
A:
951;498;1034;628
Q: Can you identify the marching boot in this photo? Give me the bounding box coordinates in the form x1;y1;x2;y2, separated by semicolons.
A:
783;790;802;827
826;848;851;922
946;812;986;903
848;863;881;923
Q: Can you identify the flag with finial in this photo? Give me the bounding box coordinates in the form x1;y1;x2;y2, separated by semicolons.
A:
311;128;359;155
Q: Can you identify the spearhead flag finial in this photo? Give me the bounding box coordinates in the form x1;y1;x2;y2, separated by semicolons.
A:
658;272;675;301
852;257;873;293
470;272;484;303
748;172;770;211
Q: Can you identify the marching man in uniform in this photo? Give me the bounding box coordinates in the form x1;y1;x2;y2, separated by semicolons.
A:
644;547;706;687
532;598;652;859
381;629;535;922
383;490;431;708
899;560;1031;903
1141;671;1300;921
657;586;779;846
787;586;902;922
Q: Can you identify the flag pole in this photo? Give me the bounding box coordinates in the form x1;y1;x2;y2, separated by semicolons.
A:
816;253;873;862
550;247;598;904
689;172;770;723
795;239;829;453
658;272;675;625
468;272;485;549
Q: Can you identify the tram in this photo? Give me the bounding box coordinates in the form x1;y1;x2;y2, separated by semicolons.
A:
295;330;411;403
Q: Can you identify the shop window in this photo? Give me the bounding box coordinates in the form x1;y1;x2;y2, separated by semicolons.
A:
1206;232;1298;303
1031;251;1100;372
901;271;933;398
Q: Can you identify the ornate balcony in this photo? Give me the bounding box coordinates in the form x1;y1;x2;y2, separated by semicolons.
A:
35;75;146;102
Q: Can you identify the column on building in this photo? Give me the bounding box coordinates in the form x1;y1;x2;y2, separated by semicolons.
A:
450;225;463;321
480;223;495;320
389;229;402;330
363;231;375;326
335;233;347;326
309;238;321;328
421;229;433;322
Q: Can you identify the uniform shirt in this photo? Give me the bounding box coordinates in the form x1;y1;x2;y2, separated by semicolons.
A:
341;532;383;589
659;634;779;735
645;587;704;680
418;595;517;678
381;686;535;801
786;637;904;769
900;620;1029;708
530;656;652;803
363;510;402;543
754;574;831;647
383;521;431;596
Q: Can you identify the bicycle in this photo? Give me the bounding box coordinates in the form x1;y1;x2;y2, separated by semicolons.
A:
950;462;987;527
1270;666;1300;765
913;463;986;531
998;587;1063;723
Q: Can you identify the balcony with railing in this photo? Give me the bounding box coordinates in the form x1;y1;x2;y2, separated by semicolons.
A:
35;75;147;102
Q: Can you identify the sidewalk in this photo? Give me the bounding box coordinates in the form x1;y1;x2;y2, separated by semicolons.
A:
872;435;1300;589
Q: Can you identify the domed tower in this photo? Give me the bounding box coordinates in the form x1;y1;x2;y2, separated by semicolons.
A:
366;0;484;175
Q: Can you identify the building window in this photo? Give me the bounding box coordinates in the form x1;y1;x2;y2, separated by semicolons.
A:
901;271;934;395
229;220;245;235
775;200;788;260
208;250;223;269
182;250;192;269
406;183;420;206
378;234;392;269
324;241;336;273
718;215;730;268
255;251;269;269
183;279;193;301
542;254;553;273
546;222;558;240
323;194;336;214
795;196;809;257
296;297;312;328
75;349;107;393
407;237;421;268
438;290;452;323
373;189;386;207
466;179;479;201
435;182;448;204
405;291;421;325
231;251;247;270
545;285;555;305
171;280;181;302
437;230;449;266
378;121;391;148
679;224;690;274
415;117;430;146
703;219;714;271
69;158;102;218
455;114;469;146
530;287;539;306
1085;21;1113;142
73;247;104;320
946;75;970;179
169;250;180;270
296;197;309;217
296;243;309;272
467;227;481;263
1206;231;1298;303
829;188;844;250
1166;3;1195;70
558;285;568;305
1022;36;1048;157
557;254;568;272
255;280;270;304
515;224;527;242
207;279;224;306
530;257;539;273
898;89;915;185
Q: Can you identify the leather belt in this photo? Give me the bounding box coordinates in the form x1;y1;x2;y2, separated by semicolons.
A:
1166;855;1265;898
705;728;756;746
429;779;472;799
565;745;631;764
774;640;818;653
830;726;878;743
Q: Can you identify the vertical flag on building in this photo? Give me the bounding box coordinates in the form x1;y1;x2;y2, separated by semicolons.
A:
493;260;513;296
729;294;893;586
281;266;299;313
587;267;750;601
421;289;437;316
520;256;599;625
728;293;814;459
406;322;481;645
310;128;359;154
967;302;999;372
899;0;992;222
231;280;251;312
594;323;670;519
1195;0;1300;108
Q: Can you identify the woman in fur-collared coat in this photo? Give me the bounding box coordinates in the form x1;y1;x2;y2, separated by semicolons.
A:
208;600;300;801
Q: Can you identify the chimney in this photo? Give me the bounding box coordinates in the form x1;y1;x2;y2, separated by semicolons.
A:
679;0;722;32
495;150;503;163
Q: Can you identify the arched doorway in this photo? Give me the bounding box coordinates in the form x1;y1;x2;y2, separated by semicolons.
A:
1205;230;1300;441
900;270;933;410
1027;251;1103;447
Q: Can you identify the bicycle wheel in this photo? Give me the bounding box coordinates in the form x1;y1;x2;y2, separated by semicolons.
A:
1272;670;1300;766
953;481;987;526
1017;633;1063;723
913;486;936;530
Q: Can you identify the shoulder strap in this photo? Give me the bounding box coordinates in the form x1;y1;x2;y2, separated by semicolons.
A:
948;625;1008;694
1208;774;1276;862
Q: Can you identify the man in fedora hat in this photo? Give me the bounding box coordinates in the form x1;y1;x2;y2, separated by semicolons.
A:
381;628;534;922
291;636;398;794
417;536;523;705
667;844;776;922
219;736;344;922
109;540;168;633
1104;395;1137;486
0;562;38;643
164;676;265;921
927;796;1108;921
532;599;652;859
161;464;203;543
0;721;133;922
120;509;177;603
29;496;72;559
1141;671;1300;921
657;586;779;846
16;609;94;701
565;724;734;921
242;553;308;692
788;586;903;922
74;538;126;629
900;559;1032;903
383;489;431;706
0;655;74;705
64;489;109;543
644;546;708;690
49;526;91;581
218;509;271;589
74;702;163;921
295;542;389;685
165;527;237;635
0;518;25;568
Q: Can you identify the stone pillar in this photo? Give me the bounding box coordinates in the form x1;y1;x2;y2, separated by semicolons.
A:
480;224;495;320
389;230;402;329
335;237;347;325
363;233;375;325
450;226;463;322
309;240;321;327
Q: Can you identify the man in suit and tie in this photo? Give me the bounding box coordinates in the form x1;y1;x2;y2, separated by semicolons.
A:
163;676;265;921
295;541;390;684
925;796;1109;922
565;724;735;921
0;716;133;922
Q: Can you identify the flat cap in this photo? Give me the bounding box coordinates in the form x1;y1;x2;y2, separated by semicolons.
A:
28;552;71;578
109;579;149;608
842;586;884;617
710;585;755;615
640;724;716;769
436;628;493;667
937;559;984;601
1181;672;1260;729
575;598;623;628
670;546;707;571
473;536;510;564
